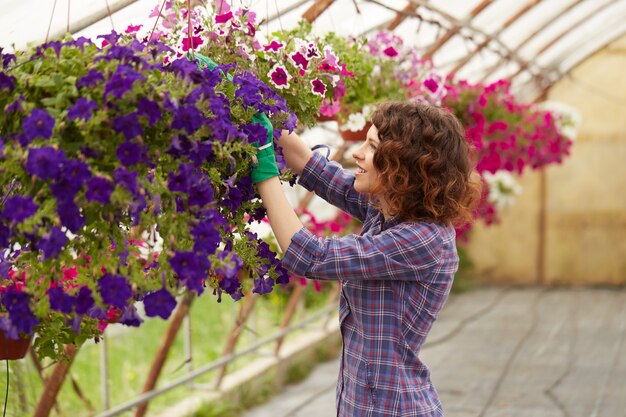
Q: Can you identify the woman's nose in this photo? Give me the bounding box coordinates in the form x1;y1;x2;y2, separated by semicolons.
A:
352;144;365;160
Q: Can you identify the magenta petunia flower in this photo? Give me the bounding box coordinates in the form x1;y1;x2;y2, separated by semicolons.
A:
267;64;291;89
215;11;233;24
423;78;439;93
264;40;284;52
310;78;326;97
125;24;142;34
181;36;203;52
383;46;399;57
290;51;309;71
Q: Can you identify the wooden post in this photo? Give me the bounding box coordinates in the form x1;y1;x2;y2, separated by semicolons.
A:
33;344;79;417
274;283;306;355
134;292;195;417
212;291;258;389
29;348;63;416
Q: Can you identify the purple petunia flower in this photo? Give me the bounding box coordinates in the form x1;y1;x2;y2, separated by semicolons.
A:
191;221;221;255
67;97;98;121
188;181;213;208
168;163;193;193
219;275;241;299
37;227;68;260
252;277;274;295
310;78;327;97
116;141;143;166
143;288;177;319
0;316;19;340
114;167;139;194
234;74;264;109
2;195;37;223
86;177;114;205
61;158;92;185
113;112;143;140
241;122;269;146
171;251;210;293
171;105;205;135
26;146;66;180
98;273;132;308
76;69;104;89
57;201;85;233
74;286;95;315
22;108;55;141
170;251;206;281
103;64;144;101
0;72;15;91
187;141;214;167
137;98;162;126
118;304;143;327
48;286;75;314
1;287;39;336
1;48;16;69
4;94;24;115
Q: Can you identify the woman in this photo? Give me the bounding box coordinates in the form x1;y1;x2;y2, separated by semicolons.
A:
252;101;480;416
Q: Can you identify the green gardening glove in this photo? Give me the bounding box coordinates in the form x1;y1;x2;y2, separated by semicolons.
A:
250;112;279;184
192;53;279;183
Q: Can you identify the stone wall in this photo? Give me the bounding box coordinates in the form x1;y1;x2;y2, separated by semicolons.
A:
465;34;626;285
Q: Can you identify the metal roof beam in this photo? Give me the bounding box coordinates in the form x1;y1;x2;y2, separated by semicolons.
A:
386;2;419;31
450;0;544;75
423;0;494;59
302;0;336;23
508;0;620;83
402;0;544;78
480;0;585;82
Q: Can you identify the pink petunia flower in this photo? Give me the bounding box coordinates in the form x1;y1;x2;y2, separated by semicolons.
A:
310;78;327;97
268;64;291;89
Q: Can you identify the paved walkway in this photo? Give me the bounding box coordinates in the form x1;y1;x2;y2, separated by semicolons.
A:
241;287;626;417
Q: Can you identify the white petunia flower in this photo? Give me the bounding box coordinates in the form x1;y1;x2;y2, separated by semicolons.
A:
483;170;523;210
341;112;367;132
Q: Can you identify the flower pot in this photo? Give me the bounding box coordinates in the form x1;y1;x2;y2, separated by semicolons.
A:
316;113;337;123
339;122;372;143
0;329;31;360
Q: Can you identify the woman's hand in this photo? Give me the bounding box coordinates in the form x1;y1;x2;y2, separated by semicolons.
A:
276;130;312;176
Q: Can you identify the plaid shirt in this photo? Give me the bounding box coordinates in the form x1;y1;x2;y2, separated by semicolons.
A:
283;151;458;417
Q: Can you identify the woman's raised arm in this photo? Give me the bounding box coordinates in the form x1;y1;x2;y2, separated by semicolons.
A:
276;130;312;176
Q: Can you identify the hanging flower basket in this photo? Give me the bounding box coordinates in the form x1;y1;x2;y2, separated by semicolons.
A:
0;33;296;361
339;122;372;143
315;113;337;123
0;328;31;360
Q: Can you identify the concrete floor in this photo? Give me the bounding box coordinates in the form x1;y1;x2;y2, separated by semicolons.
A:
241;287;626;417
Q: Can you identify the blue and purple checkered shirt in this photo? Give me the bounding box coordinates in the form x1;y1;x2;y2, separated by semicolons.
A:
283;151;459;417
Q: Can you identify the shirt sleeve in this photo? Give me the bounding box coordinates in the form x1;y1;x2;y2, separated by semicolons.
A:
299;151;370;222
282;223;444;282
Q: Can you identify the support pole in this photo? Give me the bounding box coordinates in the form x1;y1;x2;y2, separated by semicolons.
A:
212;291;258;389
33;344;79;417
134;292;195;417
274;283;306;355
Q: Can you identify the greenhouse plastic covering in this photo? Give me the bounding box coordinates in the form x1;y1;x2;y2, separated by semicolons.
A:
1;0;625;99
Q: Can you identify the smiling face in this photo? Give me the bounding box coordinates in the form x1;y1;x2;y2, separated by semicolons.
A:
352;124;381;195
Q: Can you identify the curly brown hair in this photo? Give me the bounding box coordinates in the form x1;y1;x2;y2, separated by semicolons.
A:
370;101;481;226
